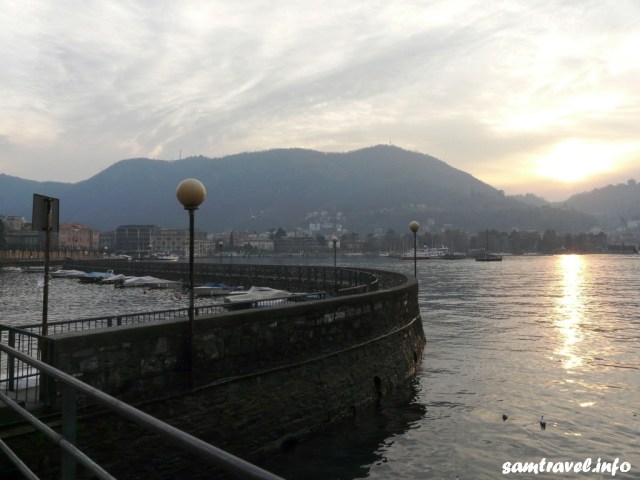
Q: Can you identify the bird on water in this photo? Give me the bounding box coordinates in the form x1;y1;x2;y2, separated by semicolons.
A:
540;415;546;430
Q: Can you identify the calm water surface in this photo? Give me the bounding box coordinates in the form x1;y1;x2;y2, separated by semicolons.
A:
264;255;640;479
1;255;639;479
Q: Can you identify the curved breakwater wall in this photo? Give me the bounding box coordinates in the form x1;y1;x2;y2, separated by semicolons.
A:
2;264;425;478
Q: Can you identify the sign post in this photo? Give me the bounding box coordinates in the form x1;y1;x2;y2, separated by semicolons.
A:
32;194;59;338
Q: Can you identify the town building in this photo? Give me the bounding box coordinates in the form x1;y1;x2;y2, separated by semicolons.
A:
58;224;100;254
115;225;209;258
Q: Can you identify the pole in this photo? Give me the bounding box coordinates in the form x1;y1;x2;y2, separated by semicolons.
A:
42;199;52;337
40;198;53;404
188;208;195;341
413;231;417;278
187;208;196;388
332;238;338;295
333;244;336;269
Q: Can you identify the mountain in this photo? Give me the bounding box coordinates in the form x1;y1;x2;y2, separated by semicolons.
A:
0;145;599;234
559;179;640;229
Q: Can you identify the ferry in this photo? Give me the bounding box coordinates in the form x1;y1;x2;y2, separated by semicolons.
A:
400;247;449;260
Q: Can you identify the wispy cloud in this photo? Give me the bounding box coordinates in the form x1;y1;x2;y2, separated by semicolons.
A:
1;0;638;199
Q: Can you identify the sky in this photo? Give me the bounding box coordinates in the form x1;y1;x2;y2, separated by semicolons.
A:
1;0;639;201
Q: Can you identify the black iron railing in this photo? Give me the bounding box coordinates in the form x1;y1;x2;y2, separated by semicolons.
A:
0;342;283;480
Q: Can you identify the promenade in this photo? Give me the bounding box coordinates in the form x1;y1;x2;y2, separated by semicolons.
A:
0;260;425;478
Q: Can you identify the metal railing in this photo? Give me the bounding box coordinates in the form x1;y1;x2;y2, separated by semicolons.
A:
0;305;225;405
0;264;382;429
0;342;283;480
0;264;407;478
0;325;50;405
0;292;330;406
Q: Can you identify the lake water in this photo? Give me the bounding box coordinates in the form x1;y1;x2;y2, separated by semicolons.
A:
2;254;640;479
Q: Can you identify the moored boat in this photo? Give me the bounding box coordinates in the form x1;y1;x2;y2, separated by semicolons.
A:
222;286;292;308
443;252;467;260
0;266;23;272
193;282;241;297
152;254;180;262
99;274;129;284
22;266;46;273
115;276;182;289
51;269;86;278
79;270;115;283
475;253;502;262
400;247;449;260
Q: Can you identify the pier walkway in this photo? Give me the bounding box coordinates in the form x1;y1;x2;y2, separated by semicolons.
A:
0;261;422;479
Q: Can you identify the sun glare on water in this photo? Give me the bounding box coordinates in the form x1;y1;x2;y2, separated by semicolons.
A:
534;140;624;183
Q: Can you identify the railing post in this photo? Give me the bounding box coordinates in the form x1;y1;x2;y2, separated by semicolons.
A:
61;384;78;479
8;330;15;391
44;339;56;407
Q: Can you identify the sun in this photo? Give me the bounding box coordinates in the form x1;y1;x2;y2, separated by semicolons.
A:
534;140;620;183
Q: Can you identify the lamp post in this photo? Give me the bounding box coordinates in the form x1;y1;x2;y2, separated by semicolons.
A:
409;221;420;277
332;236;338;294
176;178;207;382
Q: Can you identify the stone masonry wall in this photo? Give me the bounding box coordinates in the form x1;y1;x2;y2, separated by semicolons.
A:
2;267;425;478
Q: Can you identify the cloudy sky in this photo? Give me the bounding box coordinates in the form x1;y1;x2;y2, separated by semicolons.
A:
1;0;639;200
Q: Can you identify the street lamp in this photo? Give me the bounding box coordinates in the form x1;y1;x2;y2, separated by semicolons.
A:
176;178;207;379
409;221;420;277
332;236;338;294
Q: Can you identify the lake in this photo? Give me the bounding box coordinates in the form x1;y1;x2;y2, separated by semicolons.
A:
2;254;639;479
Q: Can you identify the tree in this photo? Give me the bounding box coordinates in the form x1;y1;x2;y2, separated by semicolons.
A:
540;229;563;253
564;233;574;252
0;219;5;250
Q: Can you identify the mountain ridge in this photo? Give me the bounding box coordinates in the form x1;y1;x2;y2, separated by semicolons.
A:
0;145;635;234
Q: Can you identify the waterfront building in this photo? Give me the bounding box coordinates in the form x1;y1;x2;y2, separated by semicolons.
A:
58;223;100;253
274;234;322;254
99;230;116;255
3;229;52;251
245;233;274;253
115;224;158;257
0;215;26;231
115;225;209;257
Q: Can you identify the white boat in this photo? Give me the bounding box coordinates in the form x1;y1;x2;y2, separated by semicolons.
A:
0;266;23;272
223;286;291;307
153;254;179;262
51;269;86;278
194;282;241;297
99;273;129;284
79;270;115;283
443;252;467;260
109;254;132;261
400;247;449;260
22;266;46;273
115;276;182;289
